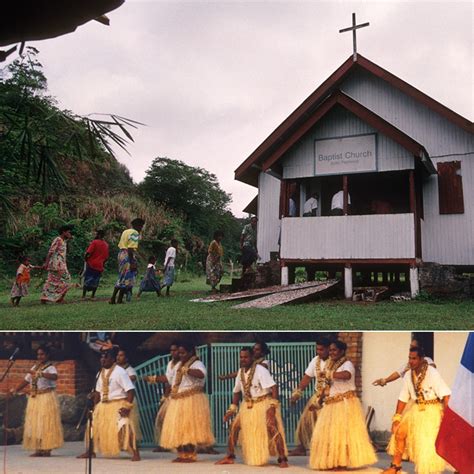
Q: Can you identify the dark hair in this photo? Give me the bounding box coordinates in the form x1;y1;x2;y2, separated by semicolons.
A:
316;336;331;347
171;239;178;246
103;347;119;359
148;255;157;263
250;216;258;221
409;346;425;358
213;230;224;240
179;342;196;354
18;255;29;264
58;224;74;234
131;218;145;228
331;340;347;353
169;341;180;349
253;340;270;356
95;230;105;239
240;346;253;355
36;344;50;356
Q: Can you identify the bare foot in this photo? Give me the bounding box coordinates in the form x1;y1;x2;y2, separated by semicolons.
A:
76;452;96;459
180;458;197;463
288;446;306;456
30;452;42;457
131;453;141;461
42;451;51;457
172;457;183;463
215;456;235;465
279;460;289;468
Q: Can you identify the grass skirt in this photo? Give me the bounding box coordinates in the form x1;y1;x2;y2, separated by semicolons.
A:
130;399;142;442
154;398;169;445
387;402;447;474
309;395;377;469
295;393;319;449
89;399;137;456
160;392;215;449
23;391;64;451
238;398;288;466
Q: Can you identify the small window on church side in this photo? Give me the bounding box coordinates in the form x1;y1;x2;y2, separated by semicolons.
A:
437;161;464;214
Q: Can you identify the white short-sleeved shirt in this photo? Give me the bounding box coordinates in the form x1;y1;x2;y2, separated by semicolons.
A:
164;247;176;268
233;364;276;398
25;365;57;390
398;365;451;403
174;360;206;392
304;356;329;378
331;191;351;210
397;356;435;377
125;365;137;387
96;365;135;401
289;198;297;217
303;197;318;214
329;360;356;396
165;360;179;385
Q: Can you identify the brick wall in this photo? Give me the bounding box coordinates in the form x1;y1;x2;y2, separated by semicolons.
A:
0;359;91;395
338;332;363;397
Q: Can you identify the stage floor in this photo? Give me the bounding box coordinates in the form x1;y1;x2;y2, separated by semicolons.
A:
0;442;433;473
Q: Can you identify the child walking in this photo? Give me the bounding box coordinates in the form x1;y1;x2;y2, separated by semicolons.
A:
10;256;39;306
137;256;161;298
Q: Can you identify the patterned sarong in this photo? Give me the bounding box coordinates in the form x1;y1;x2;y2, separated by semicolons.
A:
114;249;137;290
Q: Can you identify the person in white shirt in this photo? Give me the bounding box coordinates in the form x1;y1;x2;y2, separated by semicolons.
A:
10;345;64;457
303;192;319;217
330;190;351;215
144;342;181;452
160;343;215;463
383;347;451;474
216;347;289;468
309;340;377;470
373;338;436;387
163;239;178;296
289;337;331;456
77;348;140;462
288;194;297;217
116;349;142;444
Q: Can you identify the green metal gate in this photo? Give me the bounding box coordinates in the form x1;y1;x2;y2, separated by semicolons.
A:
135;342;316;447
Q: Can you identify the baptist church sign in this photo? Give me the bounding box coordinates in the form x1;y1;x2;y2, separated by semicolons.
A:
314;133;376;175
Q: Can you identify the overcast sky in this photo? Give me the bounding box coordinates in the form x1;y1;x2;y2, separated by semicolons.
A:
23;0;473;216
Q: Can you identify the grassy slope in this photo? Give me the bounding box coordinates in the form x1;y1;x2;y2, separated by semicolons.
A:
0;276;472;331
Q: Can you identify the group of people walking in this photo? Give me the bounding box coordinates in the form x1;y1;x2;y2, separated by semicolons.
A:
9;338;452;473
9;219;180;306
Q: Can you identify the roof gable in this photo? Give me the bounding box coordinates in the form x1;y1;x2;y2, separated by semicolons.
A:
236;54;472;186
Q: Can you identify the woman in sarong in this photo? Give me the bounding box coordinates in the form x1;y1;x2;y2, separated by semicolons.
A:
10;345;64;457
40;225;73;304
206;230;224;292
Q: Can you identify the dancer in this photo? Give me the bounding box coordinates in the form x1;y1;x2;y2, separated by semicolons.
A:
110;218;145;304
77;348;140;461
383;346;451;474
144;342;180;452
40;225;73;304
9;345;64;457
82;230;109;300
289;337;331;456
160;343;215;462
218;340;270;380
373;338;435;387
206;230;224;293
240;216;258;276
10;256;40;306
309;340;377;470
116;349;142;444
216;347;288;468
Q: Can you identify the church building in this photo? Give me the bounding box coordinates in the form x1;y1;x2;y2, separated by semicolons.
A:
235;53;473;297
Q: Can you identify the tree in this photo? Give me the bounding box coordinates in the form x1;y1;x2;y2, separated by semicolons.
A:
140;157;232;237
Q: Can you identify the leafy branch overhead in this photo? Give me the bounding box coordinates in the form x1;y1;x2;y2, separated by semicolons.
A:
0;46;144;194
